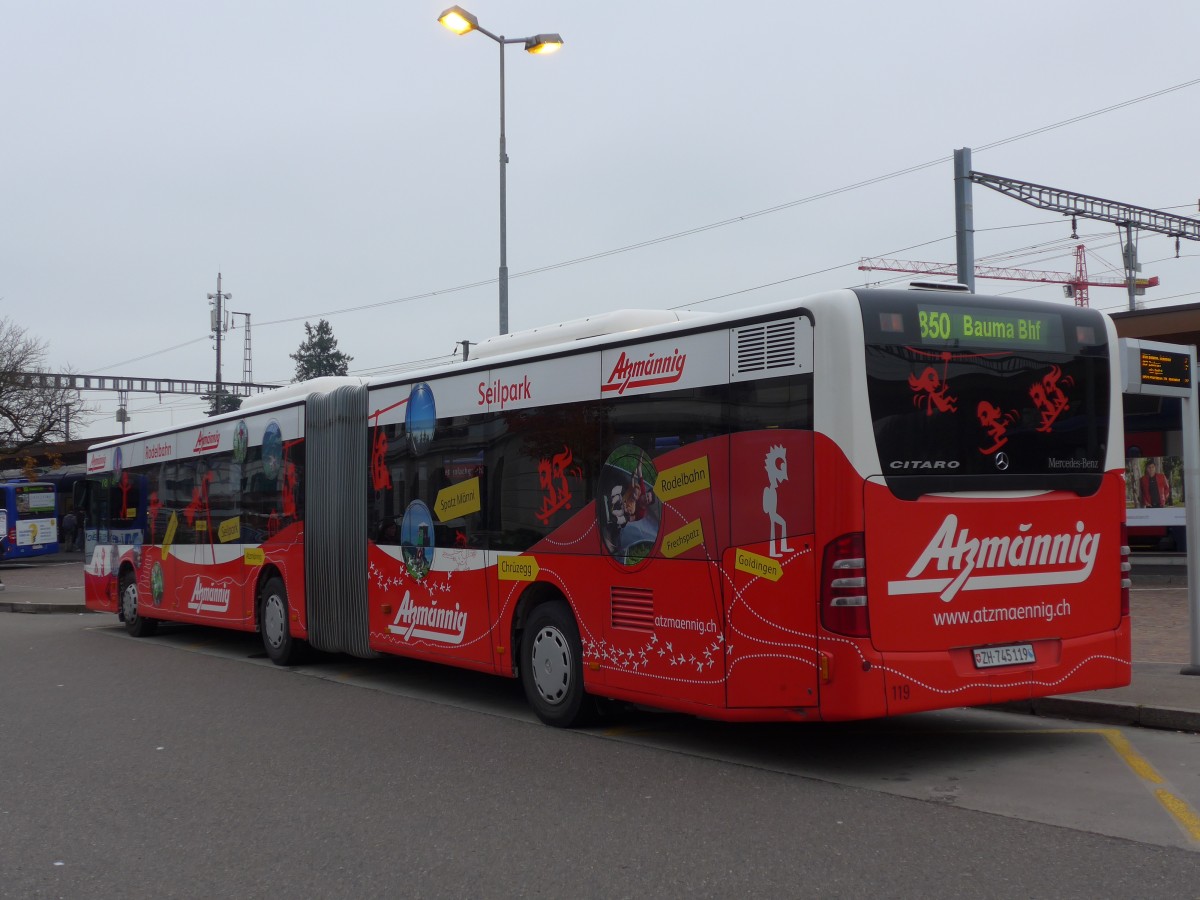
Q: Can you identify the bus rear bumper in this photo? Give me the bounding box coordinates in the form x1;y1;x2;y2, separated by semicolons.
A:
875;619;1132;716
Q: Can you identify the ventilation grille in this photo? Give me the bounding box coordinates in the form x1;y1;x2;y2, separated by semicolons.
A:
732;318;801;379
611;586;654;632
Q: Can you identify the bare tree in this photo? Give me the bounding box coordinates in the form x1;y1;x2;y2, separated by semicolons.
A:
0;317;94;456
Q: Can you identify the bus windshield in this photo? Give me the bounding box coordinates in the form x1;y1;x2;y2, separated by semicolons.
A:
859;293;1111;498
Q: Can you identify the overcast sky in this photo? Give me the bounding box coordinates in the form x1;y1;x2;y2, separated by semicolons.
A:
6;1;1200;439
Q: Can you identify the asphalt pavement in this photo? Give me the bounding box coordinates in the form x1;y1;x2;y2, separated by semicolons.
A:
3;550;1197;732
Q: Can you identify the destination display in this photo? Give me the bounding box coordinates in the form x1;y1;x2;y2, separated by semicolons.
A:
1120;339;1194;398
914;305;1064;351
1139;348;1191;390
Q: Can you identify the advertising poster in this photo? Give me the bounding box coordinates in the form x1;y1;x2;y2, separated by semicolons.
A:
1125;456;1185;526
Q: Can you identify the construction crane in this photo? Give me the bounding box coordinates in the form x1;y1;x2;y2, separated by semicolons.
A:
859;244;1159;308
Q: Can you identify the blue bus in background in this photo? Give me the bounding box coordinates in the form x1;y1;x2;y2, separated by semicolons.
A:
0;481;58;560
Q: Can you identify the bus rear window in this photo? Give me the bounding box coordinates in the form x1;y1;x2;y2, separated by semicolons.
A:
859;294;1110;499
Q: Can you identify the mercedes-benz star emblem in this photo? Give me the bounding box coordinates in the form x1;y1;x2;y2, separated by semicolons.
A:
994;452;1010;471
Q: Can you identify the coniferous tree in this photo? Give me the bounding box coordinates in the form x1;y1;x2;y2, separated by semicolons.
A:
203;388;243;417
290;319;353;382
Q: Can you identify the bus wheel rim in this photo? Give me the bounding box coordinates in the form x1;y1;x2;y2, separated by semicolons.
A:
122;581;138;621
530;625;571;705
263;595;285;648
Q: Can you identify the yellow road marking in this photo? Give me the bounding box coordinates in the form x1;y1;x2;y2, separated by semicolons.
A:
995;727;1200;844
1096;728;1200;842
1155;789;1200;839
1100;729;1164;784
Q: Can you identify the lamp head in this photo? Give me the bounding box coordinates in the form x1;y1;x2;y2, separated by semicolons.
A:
525;33;563;54
438;6;478;35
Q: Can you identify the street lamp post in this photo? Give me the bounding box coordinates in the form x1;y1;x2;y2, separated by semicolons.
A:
437;6;562;336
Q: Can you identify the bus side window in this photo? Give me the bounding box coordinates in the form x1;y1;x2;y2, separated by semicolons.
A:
725;375;814;433
109;474;139;526
164;460;196;546
280;440;304;528
87;476;112;533
495;405;600;551
368;423;403;543
205;454;238;545
601;386;728;458
424;415;488;549
241;445;270;541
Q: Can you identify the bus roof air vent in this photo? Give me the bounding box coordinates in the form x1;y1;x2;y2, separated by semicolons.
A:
908;281;972;293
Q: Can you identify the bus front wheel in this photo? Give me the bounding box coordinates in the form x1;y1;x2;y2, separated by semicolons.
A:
260;576;302;666
119;570;158;638
520;601;595;728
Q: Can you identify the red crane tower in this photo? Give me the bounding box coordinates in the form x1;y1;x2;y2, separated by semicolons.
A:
859;244;1159;307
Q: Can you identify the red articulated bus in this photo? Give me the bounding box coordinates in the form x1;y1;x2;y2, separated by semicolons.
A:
82;285;1131;725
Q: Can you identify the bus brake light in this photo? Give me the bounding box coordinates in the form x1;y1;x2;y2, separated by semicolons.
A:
1119;522;1131;618
821;533;870;637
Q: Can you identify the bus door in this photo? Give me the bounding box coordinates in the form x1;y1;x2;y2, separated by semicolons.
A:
158;460;215;622
166;458;246;628
111;472;158;614
378;452;496;670
195;454;249;627
592;438;728;710
723;430;818;708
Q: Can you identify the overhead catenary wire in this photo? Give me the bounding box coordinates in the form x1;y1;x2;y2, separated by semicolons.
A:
85;76;1200;375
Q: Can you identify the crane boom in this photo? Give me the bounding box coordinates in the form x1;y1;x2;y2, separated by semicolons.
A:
859;244;1158;308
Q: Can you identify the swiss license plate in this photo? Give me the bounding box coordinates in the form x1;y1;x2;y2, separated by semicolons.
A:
972;643;1035;669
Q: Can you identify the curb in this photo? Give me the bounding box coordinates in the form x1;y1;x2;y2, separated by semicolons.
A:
0;602;94;615
996;698;1200;734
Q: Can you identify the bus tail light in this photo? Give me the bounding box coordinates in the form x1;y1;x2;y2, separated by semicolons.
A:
821;532;870;637
1119;522;1131;618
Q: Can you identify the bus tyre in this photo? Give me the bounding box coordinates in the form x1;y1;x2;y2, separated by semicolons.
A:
260;577;302;666
120;570;158;638
520;601;595;728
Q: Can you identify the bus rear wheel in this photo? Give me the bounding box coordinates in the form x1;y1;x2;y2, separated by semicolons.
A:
260;576;303;666
520;601;595;728
119;570;158;637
